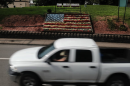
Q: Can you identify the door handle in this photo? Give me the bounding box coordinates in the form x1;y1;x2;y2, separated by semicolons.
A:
63;66;69;68
90;66;96;68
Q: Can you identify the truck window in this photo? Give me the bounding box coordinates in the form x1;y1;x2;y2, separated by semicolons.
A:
100;48;130;63
49;50;70;62
75;50;92;62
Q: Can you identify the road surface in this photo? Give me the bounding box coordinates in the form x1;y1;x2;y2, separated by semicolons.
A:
1;44;129;86
0;44;40;86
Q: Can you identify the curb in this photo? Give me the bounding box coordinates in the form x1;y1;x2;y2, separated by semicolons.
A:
0;43;48;46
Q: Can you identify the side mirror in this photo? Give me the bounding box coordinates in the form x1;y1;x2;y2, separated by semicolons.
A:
45;59;51;65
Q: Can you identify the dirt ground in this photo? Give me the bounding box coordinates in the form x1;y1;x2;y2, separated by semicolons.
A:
0;15;130;35
93;16;130;35
1;15;44;32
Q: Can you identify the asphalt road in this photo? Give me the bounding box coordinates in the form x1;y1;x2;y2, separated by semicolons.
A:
0;44;41;86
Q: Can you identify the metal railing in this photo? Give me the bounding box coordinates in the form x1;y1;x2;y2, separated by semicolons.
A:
0;30;130;43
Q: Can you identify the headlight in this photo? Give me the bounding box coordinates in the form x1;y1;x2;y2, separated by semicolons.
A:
9;66;20;75
10;66;17;72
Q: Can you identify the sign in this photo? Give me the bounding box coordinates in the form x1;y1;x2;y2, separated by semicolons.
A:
57;3;62;7
63;3;70;7
119;0;128;7
71;3;79;7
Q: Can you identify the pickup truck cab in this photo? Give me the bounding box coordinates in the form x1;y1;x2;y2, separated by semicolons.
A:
9;38;130;86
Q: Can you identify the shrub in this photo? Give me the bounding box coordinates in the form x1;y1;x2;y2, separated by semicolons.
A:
107;19;116;30
119;25;127;31
89;0;100;4
0;26;2;30
47;9;52;13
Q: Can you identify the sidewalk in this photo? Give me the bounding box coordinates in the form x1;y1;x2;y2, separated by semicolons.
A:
0;38;130;48
0;38;55;46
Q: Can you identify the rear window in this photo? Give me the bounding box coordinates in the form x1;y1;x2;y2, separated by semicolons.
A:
100;48;130;63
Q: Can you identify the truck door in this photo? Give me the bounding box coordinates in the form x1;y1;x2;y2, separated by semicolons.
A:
42;49;71;82
70;49;99;83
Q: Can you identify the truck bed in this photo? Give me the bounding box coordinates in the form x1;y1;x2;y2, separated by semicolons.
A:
99;47;130;63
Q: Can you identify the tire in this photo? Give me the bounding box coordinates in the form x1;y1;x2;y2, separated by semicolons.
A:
19;73;42;86
97;83;105;86
106;76;129;86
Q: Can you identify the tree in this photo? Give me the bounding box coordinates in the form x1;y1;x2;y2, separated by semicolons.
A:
94;0;100;4
100;0;115;5
107;0;113;5
89;0;100;4
35;0;49;6
0;0;13;8
69;0;71;3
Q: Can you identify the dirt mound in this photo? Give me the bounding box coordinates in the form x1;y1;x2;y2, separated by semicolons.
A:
2;15;45;26
1;15;130;34
93;20;130;35
1;15;44;32
2;27;43;32
93;16;130;35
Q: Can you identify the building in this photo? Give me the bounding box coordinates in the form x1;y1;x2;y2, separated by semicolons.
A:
8;0;35;8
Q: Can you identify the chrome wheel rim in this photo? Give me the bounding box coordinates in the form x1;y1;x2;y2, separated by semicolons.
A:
23;77;36;86
111;80;124;86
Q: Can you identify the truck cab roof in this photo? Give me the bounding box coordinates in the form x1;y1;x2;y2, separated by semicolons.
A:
54;38;98;49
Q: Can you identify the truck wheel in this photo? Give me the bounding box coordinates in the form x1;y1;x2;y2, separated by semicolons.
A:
19;73;42;86
106;76;129;86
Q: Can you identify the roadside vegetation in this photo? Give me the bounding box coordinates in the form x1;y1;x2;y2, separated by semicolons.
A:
0;5;130;22
0;26;3;30
0;5;130;33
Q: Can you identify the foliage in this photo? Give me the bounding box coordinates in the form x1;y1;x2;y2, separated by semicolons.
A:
89;0;100;4
35;0;52;6
107;19;116;30
89;0;114;5
33;0;118;5
47;9;52;13
0;26;2;29
0;5;130;22
94;0;100;4
107;0;114;5
119;25;127;31
125;19;130;28
100;0;114;5
92;16;98;22
0;0;13;8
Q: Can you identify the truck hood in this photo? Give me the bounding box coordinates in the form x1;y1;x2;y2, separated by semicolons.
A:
9;47;43;64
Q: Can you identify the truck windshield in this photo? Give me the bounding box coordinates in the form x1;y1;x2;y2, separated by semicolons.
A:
38;43;55;59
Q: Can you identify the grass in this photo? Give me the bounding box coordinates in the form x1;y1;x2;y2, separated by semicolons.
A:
126;19;130;28
0;5;130;23
0;6;55;23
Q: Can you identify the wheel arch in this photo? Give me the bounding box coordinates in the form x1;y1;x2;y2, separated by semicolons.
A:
21;71;43;82
105;73;130;83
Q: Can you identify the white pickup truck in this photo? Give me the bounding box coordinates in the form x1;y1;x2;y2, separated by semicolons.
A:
9;38;130;86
